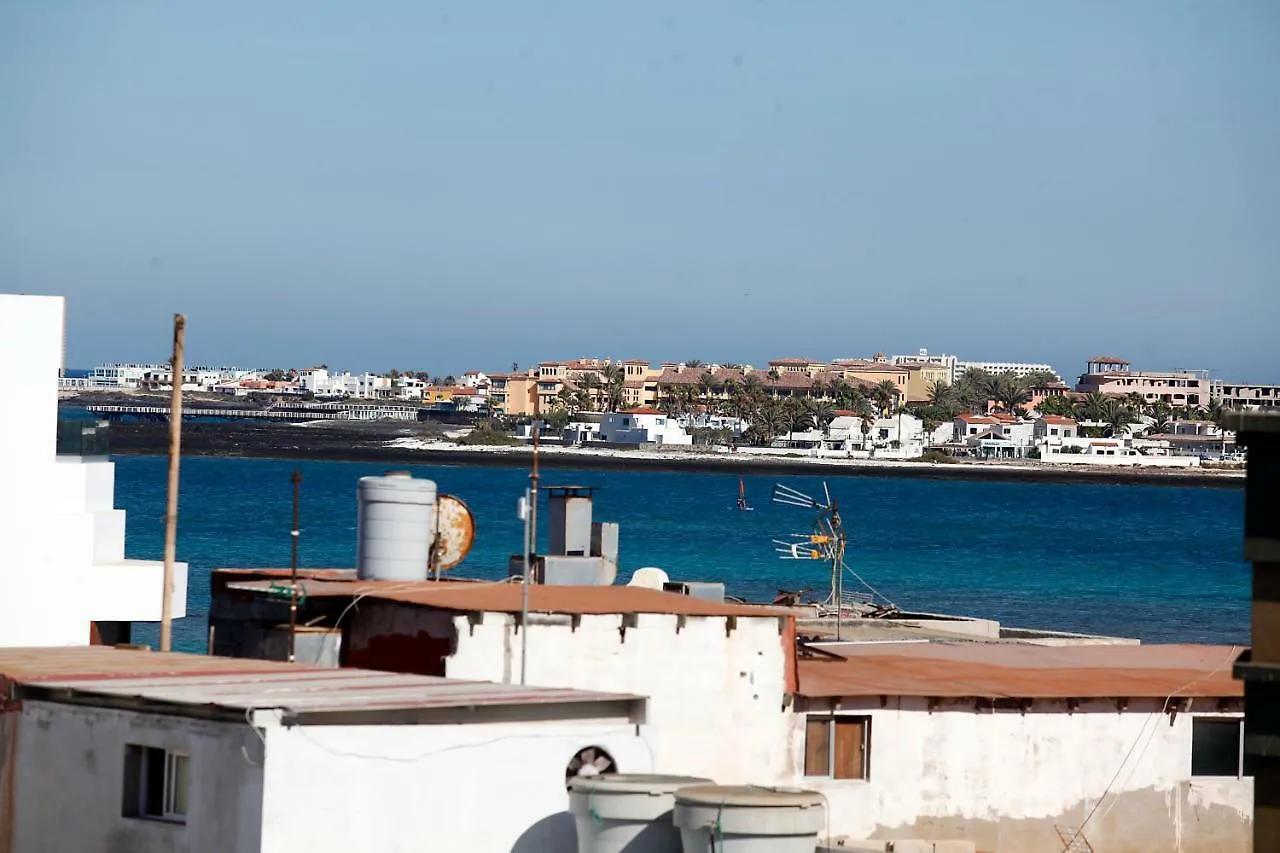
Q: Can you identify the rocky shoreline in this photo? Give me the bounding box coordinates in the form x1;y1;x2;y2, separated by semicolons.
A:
98;420;1244;489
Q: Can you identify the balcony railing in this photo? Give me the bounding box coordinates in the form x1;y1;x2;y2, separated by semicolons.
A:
57;419;111;457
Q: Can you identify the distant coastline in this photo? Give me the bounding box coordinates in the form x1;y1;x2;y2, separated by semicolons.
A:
97;419;1245;489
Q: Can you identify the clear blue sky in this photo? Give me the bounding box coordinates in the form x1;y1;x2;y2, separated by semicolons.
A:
3;1;1277;381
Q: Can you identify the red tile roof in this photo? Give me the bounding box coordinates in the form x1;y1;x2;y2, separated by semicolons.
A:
1040;415;1077;425
620;407;664;415
798;642;1244;700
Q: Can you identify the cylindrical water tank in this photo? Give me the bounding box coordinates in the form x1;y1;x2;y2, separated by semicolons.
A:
672;785;826;853
569;775;713;853
356;472;437;581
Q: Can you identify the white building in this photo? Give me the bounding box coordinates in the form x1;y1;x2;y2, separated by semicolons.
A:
955;360;1058;380
297;368;392;399
599;408;693;445
460;370;489;388
786;641;1249;852
209;573;1251;852
211;580;791;787
0;295;187;647
0;645;650;853
891;349;960;384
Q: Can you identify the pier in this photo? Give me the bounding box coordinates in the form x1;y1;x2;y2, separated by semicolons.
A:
84;403;420;422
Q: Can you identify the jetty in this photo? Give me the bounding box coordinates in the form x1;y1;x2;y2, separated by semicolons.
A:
84;402;421;422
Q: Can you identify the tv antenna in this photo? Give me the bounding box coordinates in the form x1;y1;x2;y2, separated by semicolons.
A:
771;482;897;641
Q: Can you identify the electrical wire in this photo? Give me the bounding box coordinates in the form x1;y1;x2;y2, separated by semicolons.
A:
1059;644;1241;852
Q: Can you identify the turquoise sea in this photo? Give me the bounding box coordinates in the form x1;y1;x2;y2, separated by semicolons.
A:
110;456;1251;653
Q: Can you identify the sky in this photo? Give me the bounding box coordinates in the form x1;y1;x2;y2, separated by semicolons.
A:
2;1;1278;381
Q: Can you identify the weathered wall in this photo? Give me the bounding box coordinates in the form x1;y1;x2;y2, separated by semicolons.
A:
6;701;264;853
782;697;1251;852
257;713;651;853
456;610;791;783
344;604;793;783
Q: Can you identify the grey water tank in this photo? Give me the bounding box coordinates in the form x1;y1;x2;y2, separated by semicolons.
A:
569;774;713;853
673;785;826;853
356;472;437;581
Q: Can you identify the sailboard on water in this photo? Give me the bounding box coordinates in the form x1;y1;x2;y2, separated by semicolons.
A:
736;477;754;511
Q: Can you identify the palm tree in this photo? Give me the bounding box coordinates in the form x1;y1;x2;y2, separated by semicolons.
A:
600;363;625;412
698;371;717;415
1035;395;1076;417
991;373;1031;414
1024;369;1059;388
1100;398;1137;438
811;400;837;430
872;380;897;417
1123;392;1149;418
1077;392;1109;422
927;380;954;408
685;359;703;368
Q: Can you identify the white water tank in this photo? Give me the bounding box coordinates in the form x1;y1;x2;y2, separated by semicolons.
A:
628;567;670;590
356;472;437;581
673;786;826;853
569;774;712;853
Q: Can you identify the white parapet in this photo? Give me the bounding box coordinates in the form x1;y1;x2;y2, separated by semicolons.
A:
0;294;188;647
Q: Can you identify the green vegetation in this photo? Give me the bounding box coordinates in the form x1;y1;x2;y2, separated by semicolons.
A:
921;449;959;464
455;423;521;447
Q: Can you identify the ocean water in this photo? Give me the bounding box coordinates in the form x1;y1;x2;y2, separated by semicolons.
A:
110;456;1251;653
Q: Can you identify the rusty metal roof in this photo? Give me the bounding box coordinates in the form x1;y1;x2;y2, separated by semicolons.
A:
798;642;1244;700
0;646;642;722
226;577;785;618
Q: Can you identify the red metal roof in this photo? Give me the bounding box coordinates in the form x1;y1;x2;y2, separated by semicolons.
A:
797;642;1244;700
233;578;786;618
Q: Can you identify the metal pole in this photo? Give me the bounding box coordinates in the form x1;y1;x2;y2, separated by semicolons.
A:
520;485;532;685
159;314;185;652
288;469;301;663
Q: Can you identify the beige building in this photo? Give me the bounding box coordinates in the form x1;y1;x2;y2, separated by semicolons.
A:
486;372;537;417
1075;356;1210;409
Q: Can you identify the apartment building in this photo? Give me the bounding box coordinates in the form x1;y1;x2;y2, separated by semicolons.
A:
1075;356;1210;408
1212;380;1280;410
485;372;537;417
955;359;1058;379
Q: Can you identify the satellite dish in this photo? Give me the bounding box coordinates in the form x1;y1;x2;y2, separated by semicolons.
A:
430;494;476;572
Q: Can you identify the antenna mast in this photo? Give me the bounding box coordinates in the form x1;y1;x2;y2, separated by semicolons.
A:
771;481;896;641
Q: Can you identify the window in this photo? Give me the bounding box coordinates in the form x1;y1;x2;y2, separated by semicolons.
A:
804;715;869;780
1192;717;1250;778
123;745;188;823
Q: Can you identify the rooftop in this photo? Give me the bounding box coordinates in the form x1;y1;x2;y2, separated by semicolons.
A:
797;642;1244;700
223;576;787;619
0;646;642;724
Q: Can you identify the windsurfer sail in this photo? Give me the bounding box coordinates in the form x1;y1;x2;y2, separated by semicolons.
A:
737;477;753;511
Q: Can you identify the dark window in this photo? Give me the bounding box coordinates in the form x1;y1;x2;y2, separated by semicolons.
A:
122;745;188;822
804;715;869;780
1191;718;1244;777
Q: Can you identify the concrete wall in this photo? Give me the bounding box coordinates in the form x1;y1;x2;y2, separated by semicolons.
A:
346;604;792;783
0;294;186;647
3;701;264;853
782;698;1251;853
257;712;651;853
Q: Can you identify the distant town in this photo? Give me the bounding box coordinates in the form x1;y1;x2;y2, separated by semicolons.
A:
61;350;1278;468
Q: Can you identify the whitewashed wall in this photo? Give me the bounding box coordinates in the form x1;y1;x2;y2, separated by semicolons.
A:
257;712;651;853
444;612;792;784
781;698;1251;852
0;294;186;647
5;701;264;853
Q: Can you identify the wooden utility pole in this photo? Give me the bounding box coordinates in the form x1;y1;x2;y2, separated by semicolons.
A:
159;314;185;652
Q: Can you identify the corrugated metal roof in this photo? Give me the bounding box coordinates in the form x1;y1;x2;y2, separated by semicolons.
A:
227;578;785;618
798;642;1244;700
0;646;641;720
